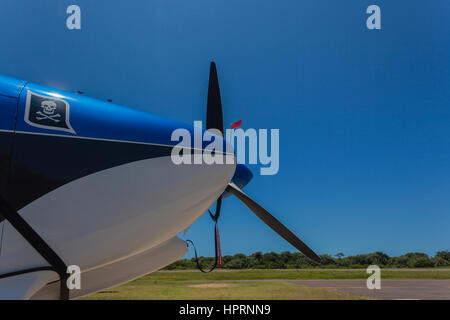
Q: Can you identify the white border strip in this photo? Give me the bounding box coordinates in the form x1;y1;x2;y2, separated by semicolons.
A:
0;129;234;155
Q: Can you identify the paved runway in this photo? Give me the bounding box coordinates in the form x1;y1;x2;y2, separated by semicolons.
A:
286;279;450;300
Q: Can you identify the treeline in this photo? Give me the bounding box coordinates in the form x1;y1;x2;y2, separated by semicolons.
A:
163;251;450;270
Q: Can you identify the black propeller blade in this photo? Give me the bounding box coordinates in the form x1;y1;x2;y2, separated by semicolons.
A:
206;62;224;136
204;62;321;263
226;183;321;263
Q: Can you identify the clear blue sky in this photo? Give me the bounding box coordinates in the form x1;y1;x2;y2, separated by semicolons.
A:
1;1;449;257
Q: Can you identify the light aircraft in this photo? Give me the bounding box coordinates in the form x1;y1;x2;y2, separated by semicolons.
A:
0;63;320;299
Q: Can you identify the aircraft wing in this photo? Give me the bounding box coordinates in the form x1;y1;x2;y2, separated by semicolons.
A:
0;270;57;299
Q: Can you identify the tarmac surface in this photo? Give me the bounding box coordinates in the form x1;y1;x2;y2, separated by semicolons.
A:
286;279;450;300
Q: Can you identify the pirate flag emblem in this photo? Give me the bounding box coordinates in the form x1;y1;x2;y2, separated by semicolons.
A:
25;90;76;134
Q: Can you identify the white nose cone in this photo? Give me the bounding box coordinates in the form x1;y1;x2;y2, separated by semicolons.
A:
0;154;236;275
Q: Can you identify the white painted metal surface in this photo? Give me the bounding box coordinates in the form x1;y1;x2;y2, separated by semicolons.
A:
31;236;188;299
0;156;235;299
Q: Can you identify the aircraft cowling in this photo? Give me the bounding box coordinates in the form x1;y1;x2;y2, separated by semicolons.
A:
0;74;236;291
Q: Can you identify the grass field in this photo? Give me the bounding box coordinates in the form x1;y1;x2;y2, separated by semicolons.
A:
145;268;450;280
85;280;360;300
84;268;450;300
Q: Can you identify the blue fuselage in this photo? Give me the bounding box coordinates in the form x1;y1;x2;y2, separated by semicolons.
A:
0;74;252;214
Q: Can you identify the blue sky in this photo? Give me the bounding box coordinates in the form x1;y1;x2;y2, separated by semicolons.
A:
1;1;449;257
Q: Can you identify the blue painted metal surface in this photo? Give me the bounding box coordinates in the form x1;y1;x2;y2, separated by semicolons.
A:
0;74;232;153
17;80;198;146
0;75;26;131
0;74;255;207
222;163;253;197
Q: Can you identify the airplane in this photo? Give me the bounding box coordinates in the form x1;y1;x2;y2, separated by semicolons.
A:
0;62;320;299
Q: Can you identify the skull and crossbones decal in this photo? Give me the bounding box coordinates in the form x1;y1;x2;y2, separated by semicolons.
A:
35;100;61;122
25;90;76;134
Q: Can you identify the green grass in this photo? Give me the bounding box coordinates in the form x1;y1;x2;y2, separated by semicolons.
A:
142;268;450;281
83;268;450;300
85;280;361;300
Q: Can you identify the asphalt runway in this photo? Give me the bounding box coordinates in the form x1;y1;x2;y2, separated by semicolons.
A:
286;279;450;300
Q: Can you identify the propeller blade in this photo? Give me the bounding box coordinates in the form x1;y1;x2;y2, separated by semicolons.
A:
206;62;224;136
226;183;321;263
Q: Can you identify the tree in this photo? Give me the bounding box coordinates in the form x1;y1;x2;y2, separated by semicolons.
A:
262;252;284;269
162;250;446;270
335;252;345;259
436;251;450;263
318;254;336;266
248;252;263;268
369;252;390;265
225;253;248;269
433;257;449;267
409;257;434;268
